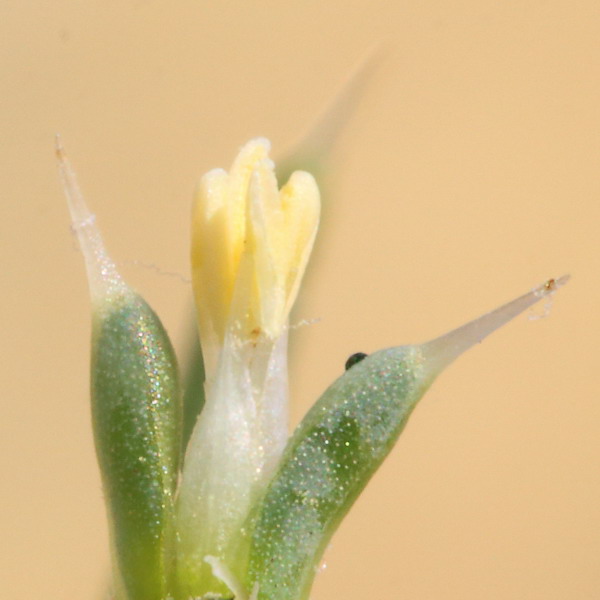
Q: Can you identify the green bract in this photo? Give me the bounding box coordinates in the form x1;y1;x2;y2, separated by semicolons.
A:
246;346;430;600
92;293;180;600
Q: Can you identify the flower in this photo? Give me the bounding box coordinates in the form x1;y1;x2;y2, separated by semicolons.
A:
60;132;568;600
176;139;320;599
191;137;320;376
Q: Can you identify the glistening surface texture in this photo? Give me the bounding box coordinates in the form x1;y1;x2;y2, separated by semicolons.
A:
92;293;180;600
1;2;598;599
248;347;428;600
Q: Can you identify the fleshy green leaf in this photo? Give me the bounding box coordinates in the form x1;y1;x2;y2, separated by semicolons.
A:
58;142;181;600
245;345;429;600
92;292;180;600
245;277;568;600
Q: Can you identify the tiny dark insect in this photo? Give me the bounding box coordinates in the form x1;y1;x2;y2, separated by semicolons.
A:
345;352;368;371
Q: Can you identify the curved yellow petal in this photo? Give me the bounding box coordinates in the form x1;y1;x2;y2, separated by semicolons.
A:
191;138;320;367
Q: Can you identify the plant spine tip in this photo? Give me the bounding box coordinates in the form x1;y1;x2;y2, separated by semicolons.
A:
57;138;128;304
420;276;569;375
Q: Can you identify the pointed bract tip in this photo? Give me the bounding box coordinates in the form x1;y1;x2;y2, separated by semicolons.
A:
57;139;127;303
54;133;64;157
536;274;570;296
420;275;569;376
276;47;382;182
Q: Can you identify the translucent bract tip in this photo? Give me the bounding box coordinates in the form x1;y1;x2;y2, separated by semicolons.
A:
421;276;570;375
276;44;382;183
56;136;127;303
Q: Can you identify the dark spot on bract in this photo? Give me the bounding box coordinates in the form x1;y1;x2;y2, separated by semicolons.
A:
345;352;368;371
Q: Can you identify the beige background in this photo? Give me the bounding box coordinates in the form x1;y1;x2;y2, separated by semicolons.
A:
1;1;598;599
